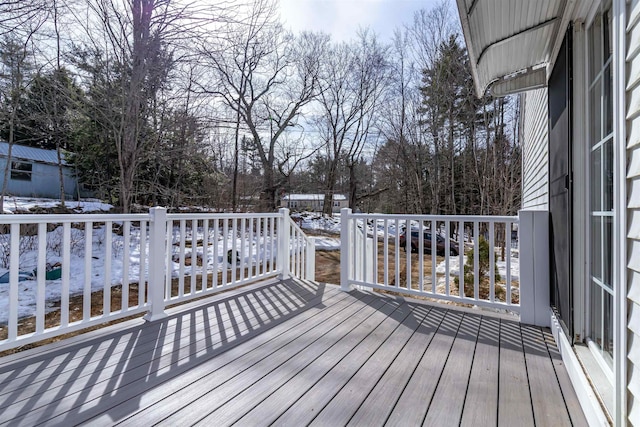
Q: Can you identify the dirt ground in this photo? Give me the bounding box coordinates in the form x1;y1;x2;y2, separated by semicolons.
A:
314;241;436;288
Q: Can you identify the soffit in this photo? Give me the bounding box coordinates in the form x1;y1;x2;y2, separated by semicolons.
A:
456;0;569;97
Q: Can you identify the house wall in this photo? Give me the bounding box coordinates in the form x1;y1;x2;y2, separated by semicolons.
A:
626;1;640;423
0;158;78;199
521;88;550;210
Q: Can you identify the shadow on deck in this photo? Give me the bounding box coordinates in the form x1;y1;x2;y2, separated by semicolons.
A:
0;278;586;426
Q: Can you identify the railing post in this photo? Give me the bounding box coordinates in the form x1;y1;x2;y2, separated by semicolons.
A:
306;238;316;281
278;208;290;280
340;208;352;291
144;207;168;322
519;210;550;327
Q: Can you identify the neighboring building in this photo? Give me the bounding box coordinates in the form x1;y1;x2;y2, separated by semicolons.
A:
456;0;637;424
0;142;78;199
281;194;348;213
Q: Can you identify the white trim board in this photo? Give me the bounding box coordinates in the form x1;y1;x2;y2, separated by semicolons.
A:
550;310;611;426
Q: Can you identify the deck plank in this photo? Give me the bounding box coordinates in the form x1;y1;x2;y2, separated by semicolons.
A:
0;280;588;427
2;281;340;426
385;309;465;426
269;302;427;427
423;312;482;426
521;324;573;426
346;307;447;426
181;295;406;426
460;315;500;426
498;320;535;427
541;328;589;427
79;286;363;426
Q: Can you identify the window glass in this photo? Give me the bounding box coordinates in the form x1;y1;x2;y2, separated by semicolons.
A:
591;216;602;281
590;281;603;346
589;79;602;145
590;148;601;211
588;14;602;81
587;3;615;370
603;64;612;136
10;162;32;181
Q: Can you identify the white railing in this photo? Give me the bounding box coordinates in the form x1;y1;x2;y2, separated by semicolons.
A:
285;217;315;282
0;213;151;351
0;207;313;351
340;208;521;313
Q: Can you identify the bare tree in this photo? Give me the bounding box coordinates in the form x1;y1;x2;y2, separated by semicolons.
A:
199;0;327;210
315;29;389;213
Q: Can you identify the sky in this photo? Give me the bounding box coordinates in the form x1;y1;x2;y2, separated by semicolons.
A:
279;0;442;43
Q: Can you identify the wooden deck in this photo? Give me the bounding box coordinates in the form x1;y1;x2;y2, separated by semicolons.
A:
0;279;587;426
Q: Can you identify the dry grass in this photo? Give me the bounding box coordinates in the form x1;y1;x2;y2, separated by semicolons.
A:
314;241;436;288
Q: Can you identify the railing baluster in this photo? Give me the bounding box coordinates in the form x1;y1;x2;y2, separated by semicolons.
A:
122;221;130;311
489;221;495;302
445;220;450;296
431;220;436;294
231;218;237;284
36;223;47;331
9;223;19;341
458;220;464;298
222;219;229;286
383;219;388;287
35;223;46;332
178;220;186;297
202;219;209;290
191;219;197;294
474;221;480;301
61;222;71;326
418;220;424;293
506;221;512;305
82;222;92;321
240;218;246;282
104;221;112;317
138;220;146;307
213;218;219;289
248;218;254;277
405;219;411;290
165;220;172;298
274;217;278;273
394;218;400;287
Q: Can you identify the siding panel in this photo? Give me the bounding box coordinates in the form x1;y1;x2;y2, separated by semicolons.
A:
521;89;549;210
627;0;640;423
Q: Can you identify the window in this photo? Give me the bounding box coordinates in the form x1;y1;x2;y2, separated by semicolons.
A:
10;161;32;181
587;6;614;367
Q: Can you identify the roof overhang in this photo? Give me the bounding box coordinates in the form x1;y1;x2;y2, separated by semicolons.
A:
456;0;573;97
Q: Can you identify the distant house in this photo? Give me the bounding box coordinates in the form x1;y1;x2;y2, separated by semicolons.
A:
281;194;348;213
0;142;78;199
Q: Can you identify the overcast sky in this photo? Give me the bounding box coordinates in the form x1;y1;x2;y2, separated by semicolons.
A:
278;0;442;43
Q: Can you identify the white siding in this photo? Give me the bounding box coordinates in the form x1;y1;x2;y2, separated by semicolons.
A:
521;89;549;210
626;0;640;423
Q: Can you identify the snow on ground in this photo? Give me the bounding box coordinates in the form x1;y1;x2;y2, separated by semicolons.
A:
2;196;113;213
0;221;275;323
434;250;519;282
313;236;340;251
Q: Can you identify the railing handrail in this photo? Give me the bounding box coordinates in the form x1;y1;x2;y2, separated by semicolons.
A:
349;213;518;222
166;212;281;220
0;213;150;223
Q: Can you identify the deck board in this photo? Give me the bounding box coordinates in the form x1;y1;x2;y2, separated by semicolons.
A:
498;319;535;427
423;312;481;426
346;306;445;426
0;279;587;427
460;315;500;426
